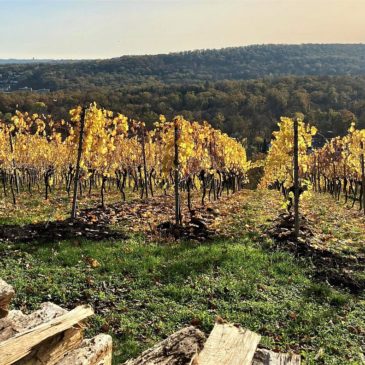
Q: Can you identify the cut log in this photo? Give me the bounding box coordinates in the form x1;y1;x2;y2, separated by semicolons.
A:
194;323;261;365
123;326;206;365
18;302;67;328
14;327;83;365
55;334;113;365
0;304;94;365
0;279;15;318
252;348;301;365
0;310;26;342
0;303;67;342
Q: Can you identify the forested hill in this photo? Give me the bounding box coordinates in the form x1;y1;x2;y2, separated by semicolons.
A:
2;44;365;90
1;75;365;151
1;44;365;154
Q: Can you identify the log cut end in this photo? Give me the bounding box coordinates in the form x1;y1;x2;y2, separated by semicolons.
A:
0;302;67;342
0;279;15;318
194;323;261;365
56;334;113;365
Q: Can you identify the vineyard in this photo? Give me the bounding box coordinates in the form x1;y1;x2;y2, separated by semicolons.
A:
262;116;365;215
0;104;250;228
3;105;365;221
0;105;365;364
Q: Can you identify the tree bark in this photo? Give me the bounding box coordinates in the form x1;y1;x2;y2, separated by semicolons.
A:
123;326;206;365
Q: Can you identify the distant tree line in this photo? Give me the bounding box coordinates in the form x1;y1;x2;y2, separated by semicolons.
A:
1;44;365;91
1;75;364;156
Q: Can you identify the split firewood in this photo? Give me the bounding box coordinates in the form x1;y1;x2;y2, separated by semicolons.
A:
55;334;113;365
0;304;94;365
193;323;261;365
0;302;67;342
0;279;15;318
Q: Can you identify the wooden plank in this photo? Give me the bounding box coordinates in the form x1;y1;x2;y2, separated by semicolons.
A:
55;334;113;365
195;323;261;365
0;279;15;318
14;327;83;365
123;326;206;365
252;348;301;365
0;304;94;365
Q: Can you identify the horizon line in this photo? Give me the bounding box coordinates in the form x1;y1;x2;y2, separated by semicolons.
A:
1;42;364;62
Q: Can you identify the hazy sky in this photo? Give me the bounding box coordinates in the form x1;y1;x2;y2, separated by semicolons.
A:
0;0;364;59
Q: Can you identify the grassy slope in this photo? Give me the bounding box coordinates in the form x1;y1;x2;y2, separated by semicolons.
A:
0;190;364;364
303;193;365;258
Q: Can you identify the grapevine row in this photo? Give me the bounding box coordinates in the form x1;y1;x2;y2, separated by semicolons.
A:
261;116;365;215
0;103;251;220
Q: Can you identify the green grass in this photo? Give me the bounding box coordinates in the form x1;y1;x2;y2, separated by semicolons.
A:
1;235;364;364
0;188;128;225
0;190;364;364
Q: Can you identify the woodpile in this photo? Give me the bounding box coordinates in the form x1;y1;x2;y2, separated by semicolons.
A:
1;278;301;365
124;323;301;365
0;279;112;365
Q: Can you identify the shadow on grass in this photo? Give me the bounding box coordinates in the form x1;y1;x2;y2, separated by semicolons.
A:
0;219;126;244
270;236;365;294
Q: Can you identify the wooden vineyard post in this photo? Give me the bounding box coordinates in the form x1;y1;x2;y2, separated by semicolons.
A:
71;108;86;220
174;119;181;226
8;132;19;205
141;128;149;199
293;118;300;239
361;141;365;215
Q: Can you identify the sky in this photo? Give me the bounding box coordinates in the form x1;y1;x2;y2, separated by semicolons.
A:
0;0;364;59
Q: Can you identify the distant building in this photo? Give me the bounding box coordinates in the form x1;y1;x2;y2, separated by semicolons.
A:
18;86;33;91
36;88;50;93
